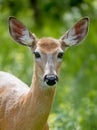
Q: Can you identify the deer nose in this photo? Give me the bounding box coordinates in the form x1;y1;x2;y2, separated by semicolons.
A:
44;74;58;86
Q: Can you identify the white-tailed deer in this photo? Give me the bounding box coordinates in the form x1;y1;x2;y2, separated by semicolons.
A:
0;17;89;130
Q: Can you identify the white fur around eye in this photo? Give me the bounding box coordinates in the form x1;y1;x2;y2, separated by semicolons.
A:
57;57;63;62
57;49;64;62
34;49;42;62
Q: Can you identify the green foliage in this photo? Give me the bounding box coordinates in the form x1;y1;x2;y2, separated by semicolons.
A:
0;0;97;129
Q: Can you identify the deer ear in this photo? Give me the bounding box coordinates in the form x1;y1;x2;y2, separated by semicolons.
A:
9;16;36;47
61;17;89;47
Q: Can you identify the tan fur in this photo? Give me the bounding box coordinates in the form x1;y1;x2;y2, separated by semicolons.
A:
37;38;61;53
0;64;54;130
0;38;59;130
0;17;89;130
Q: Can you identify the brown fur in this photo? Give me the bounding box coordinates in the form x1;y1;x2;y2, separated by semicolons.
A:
0;17;89;130
37;37;61;53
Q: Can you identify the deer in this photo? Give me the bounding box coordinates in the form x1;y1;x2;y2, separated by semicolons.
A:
0;16;89;130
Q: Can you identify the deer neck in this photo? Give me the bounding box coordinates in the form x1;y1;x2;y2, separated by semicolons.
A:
23;64;56;129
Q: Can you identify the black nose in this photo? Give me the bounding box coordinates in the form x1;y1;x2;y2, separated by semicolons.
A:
44;74;58;86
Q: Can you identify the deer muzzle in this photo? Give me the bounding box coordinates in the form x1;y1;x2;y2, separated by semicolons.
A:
44;74;58;86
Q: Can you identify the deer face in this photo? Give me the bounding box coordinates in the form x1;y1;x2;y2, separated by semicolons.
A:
9;17;89;87
33;38;64;86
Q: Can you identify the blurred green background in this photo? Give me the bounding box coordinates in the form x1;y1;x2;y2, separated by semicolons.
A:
0;0;97;129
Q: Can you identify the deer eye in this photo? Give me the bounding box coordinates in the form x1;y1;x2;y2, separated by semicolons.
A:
57;52;64;59
34;52;41;59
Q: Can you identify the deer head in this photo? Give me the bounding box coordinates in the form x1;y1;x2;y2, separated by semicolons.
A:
9;17;89;88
